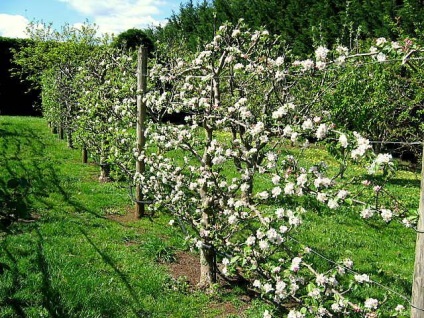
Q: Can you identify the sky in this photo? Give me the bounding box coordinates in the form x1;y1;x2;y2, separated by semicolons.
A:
0;0;183;38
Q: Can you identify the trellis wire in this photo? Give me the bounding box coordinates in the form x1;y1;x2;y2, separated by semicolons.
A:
288;235;424;312
369;141;423;146
146;55;424;80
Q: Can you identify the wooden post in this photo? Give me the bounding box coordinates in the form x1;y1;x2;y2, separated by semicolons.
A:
135;46;148;218
82;146;88;164
412;143;424;318
58;125;64;140
67;130;73;148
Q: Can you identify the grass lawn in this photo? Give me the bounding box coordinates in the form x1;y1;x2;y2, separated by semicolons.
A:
0;116;269;318
0;116;421;317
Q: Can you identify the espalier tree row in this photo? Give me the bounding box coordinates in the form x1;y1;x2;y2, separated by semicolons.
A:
13;20;423;317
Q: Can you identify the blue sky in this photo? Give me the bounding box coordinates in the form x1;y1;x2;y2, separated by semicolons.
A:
0;0;183;38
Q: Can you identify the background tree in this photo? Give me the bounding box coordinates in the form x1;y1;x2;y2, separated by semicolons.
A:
151;0;424;56
13;22;101;146
112;28;154;53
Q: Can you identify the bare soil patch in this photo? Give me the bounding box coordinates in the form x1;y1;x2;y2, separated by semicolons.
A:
167;251;252;317
168;250;201;287
104;209;253;316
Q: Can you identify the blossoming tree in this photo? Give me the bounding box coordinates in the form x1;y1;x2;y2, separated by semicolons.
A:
74;43;137;181
137;22;414;316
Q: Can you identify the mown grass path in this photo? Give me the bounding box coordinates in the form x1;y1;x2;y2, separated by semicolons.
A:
0;117;259;318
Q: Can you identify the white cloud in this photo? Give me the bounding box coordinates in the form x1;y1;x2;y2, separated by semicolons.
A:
59;0;169;34
0;14;30;38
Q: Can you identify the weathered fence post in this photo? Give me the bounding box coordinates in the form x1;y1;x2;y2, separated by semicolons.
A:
135;46;148;218
412;142;424;318
82;146;88;164
58;125;64;140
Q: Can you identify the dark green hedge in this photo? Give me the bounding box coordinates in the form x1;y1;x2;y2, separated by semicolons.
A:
0;37;40;116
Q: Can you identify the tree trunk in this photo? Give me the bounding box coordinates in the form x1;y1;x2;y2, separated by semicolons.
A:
99;162;111;183
98;144;111;182
199;237;216;289
198;124;216;290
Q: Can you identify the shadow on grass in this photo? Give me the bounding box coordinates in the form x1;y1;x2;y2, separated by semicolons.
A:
79;227;153;318
1;229;75;318
0;245;27;318
0;120;112;316
387;177;421;188
36;228;69;318
0;122;104;232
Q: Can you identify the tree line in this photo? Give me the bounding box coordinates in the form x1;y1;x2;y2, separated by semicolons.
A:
148;0;424;56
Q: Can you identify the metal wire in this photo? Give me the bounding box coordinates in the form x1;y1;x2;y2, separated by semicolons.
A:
288;235;424;311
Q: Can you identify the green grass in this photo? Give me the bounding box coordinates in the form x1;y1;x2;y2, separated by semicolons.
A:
0;116;421;317
0;116;269;318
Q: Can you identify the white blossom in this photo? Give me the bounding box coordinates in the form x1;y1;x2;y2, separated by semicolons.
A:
354;273;370;283
328;198;339;209
395;305;405;312
296;174;308;187
263;310;272;318
316;192;327;202
253;279;261;288
376;37;387;46
343;258;353;268
316;123;328;139
316;274;328;286
315;46;329;61
231;29;241;37
284;183;295;195
302;118;313;130
287;310;305;318
337;190;349;199
290;257;302;271
300;59;314;71
246;235;256;246
275;56;285;66
263;283;274;293
308;287;321;298
375;153;392;165
380;209;393;222
240;183;250;192
339;134;348;148
272;186;282;197
259;240;269;250
283;125;293;136
361;208;374;219
257;191;269;200
376;52;387;62
228;214;238;224
272;174;281;185
364;298;379;310
336;45;349;56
